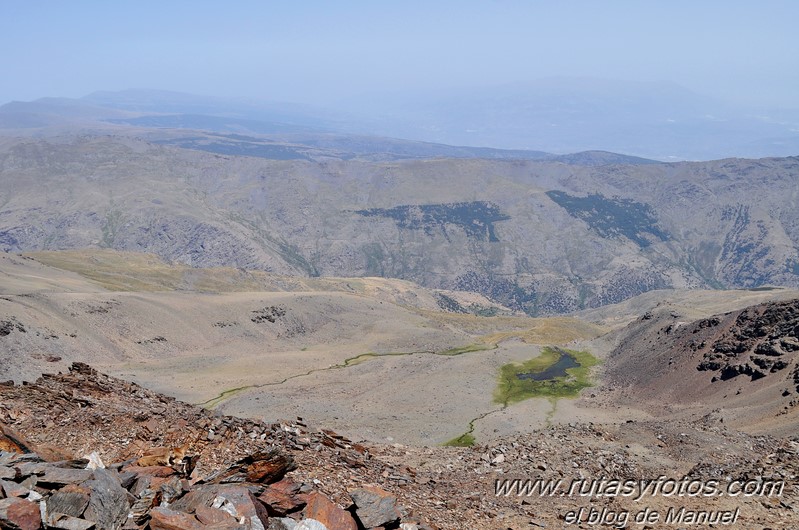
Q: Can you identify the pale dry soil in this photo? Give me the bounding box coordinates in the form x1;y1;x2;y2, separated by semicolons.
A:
3;251;799;447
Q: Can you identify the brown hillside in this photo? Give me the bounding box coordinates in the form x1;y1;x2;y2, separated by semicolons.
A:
604;299;799;436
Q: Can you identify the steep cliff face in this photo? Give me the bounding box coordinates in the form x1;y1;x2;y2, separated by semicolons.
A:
1;135;798;314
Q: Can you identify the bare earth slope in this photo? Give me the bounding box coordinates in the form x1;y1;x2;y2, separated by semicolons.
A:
603;298;799;437
1;250;606;446
0;251;478;398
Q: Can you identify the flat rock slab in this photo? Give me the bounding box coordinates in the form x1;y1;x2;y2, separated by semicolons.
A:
349;486;401;529
194;506;239;528
121;464;176;478
258;478;306;516
0;454;41;467
267;518;299;530
0;466;15;480
207;449;295;485
1;478;30;498
245;451;296;484
210;485;270;529
82;469;130;530
37;468;94;487
46;490;90;518
170;485;221;513
47;513;96;530
294;520;329;530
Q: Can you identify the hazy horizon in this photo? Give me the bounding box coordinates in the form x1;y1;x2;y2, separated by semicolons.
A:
3;1;798;110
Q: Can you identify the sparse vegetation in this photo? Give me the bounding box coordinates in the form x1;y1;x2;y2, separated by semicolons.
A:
454;271;539;315
494;346;599;406
100;208;125;248
29;250;185;291
251;306;286;324
362;242;386;277
444;432;476;447
471;305;499;317
356;201;510;242
546;191;667;247
437;342;495;356
154;135;314;161
26;250;401;295
434;292;467;313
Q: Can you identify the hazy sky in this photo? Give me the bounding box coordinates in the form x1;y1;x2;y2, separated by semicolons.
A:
2;0;797;108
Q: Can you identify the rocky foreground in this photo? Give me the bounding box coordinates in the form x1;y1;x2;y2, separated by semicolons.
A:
0;363;431;530
1;363;798;529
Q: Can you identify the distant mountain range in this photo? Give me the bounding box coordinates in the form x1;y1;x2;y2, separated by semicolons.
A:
1;79;798;160
0;90;654;165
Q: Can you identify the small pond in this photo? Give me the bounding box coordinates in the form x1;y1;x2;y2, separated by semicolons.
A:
516;349;579;381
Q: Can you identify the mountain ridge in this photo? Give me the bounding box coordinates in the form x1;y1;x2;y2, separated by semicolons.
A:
1;134;797;315
1;97;658;165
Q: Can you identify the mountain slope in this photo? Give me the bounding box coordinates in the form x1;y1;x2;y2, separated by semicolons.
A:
1;135;798;314
604;298;799;436
0;136;799;314
0;250;605;446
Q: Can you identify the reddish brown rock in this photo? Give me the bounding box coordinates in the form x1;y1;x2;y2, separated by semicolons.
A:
194;505;239;528
244;450;296;484
204;449;295;485
58;484;92;496
304;491;357;530
0;422;33;454
209;486;270;529
0;497;42;530
259;478;306;516
121;464;177;478
33;445;74;463
149;507;207;530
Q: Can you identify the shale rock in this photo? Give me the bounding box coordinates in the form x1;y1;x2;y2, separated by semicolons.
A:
349;486;401;529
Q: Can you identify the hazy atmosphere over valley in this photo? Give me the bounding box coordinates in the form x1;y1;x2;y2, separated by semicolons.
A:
1;2;798;529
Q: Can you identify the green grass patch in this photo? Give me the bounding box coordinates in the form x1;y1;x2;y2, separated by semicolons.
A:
339;352;379;367
437;342;496;356
444;432;476;447
201;385;253;408
494;346;599;406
